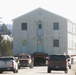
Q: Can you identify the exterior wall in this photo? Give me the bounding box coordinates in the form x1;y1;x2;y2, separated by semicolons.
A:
13;8;68;55
67;20;76;55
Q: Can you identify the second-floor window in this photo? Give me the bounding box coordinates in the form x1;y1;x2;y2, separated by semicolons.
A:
53;22;59;30
21;23;27;30
38;22;42;36
38;24;42;29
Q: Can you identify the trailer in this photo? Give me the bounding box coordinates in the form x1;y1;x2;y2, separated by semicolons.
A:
32;52;49;66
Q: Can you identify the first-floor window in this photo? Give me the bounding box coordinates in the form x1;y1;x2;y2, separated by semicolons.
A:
22;40;27;47
53;39;59;47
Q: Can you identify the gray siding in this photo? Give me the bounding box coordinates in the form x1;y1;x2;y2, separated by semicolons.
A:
13;8;76;55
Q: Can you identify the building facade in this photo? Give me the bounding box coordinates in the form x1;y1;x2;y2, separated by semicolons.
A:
13;8;76;55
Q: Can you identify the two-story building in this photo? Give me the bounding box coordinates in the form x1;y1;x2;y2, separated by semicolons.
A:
13;8;76;55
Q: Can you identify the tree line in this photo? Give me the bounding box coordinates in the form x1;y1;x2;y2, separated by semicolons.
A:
0;23;11;35
0;23;12;56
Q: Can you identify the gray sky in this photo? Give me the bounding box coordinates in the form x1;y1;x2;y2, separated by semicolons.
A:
0;0;76;24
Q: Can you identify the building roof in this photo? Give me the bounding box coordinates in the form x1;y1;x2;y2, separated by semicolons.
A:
13;7;67;21
12;7;76;24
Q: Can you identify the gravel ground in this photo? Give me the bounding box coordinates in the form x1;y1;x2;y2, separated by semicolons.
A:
72;62;76;75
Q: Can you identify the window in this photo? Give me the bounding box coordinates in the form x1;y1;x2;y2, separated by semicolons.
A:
18;55;29;59
53;39;59;47
38;23;42;36
37;12;43;15
0;58;13;61
22;40;27;47
38;24;42;29
21;23;27;30
53;22;59;30
50;55;65;61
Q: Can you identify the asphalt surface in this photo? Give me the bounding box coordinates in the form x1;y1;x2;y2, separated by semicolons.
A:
1;66;75;75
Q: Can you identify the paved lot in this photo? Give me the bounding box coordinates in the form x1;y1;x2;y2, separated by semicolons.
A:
72;56;76;75
72;62;76;75
1;66;75;75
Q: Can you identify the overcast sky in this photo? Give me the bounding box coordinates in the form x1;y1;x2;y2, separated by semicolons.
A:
0;0;76;24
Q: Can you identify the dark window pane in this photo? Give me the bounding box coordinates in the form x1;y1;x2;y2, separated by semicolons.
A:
18;55;29;59
0;58;13;61
21;23;27;30
39;24;42;29
50;55;65;61
53;39;59;47
53;22;59;30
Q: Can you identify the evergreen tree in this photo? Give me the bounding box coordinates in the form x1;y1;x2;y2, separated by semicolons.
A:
0;33;3;55
0;34;12;56
1;23;8;34
0;23;12;35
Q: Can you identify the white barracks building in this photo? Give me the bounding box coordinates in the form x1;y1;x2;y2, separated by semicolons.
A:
13;8;76;55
